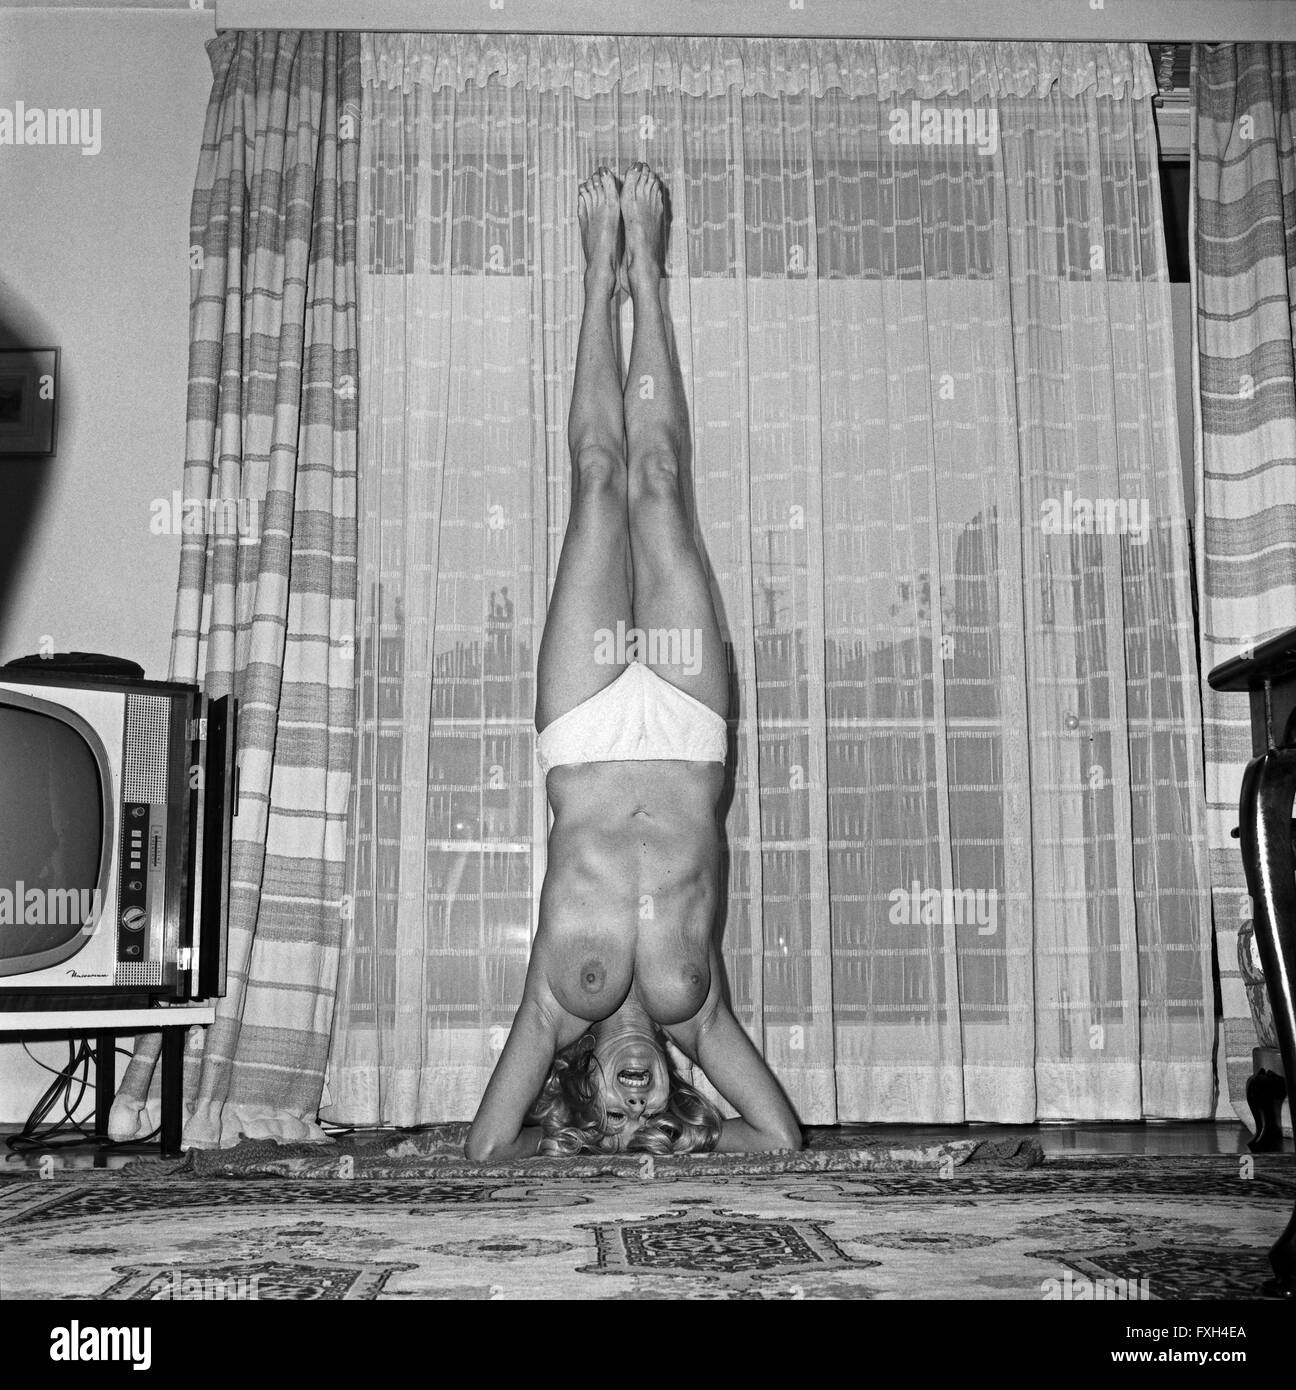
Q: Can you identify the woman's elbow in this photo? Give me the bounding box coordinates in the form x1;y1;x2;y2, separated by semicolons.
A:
464;1127;496;1163
769;1123;804;1153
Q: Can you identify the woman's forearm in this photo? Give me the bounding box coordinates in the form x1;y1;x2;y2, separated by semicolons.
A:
465;1124;546;1163
715;1116;803;1154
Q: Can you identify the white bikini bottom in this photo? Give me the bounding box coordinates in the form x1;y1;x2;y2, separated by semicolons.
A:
536;661;727;775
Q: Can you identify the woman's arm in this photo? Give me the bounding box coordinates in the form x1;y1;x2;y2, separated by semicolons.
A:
664;957;803;1154
465;983;585;1162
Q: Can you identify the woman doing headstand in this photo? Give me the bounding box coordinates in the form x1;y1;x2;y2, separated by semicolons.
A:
466;163;802;1159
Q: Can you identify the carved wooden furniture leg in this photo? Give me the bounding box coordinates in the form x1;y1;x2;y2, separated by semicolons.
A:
1246;1048;1288;1154
1209;628;1296;1300
1247;1069;1288;1153
1238;748;1296;1297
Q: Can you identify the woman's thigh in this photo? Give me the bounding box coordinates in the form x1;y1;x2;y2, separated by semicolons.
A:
536;456;634;731
627;469;728;719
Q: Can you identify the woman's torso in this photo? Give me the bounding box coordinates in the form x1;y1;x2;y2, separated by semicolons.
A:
535;759;725;1026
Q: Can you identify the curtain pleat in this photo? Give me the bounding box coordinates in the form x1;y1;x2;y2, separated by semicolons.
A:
109;29;360;1148
325;36;1213;1128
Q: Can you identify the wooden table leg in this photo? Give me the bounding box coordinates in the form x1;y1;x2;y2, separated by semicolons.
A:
160;1026;185;1157
93;1031;114;1140
1239;748;1296;1298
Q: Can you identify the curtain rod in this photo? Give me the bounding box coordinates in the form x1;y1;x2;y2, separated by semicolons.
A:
213;0;1296;41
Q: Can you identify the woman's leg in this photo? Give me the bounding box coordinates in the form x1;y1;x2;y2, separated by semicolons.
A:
535;167;634;733
620;163;728;717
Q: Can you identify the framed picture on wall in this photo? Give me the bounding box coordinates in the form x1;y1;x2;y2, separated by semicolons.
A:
0;348;59;457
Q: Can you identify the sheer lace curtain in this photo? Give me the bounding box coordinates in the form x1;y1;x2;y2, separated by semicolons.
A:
322;37;1213;1128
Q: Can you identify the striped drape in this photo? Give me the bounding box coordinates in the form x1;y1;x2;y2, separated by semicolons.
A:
1193;42;1296;1125
108;30;361;1148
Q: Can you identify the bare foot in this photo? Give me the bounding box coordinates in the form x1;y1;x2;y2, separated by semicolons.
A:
620;161;665;293
578;166;623;295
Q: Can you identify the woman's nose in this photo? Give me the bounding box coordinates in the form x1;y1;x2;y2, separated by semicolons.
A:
624;1093;645;1113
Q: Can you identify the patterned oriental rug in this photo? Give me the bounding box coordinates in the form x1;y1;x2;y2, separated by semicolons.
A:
164;1123;1047;1180
3;1129;1293;1301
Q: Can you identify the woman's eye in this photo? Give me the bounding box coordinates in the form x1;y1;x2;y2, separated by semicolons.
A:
607;1112;624;1122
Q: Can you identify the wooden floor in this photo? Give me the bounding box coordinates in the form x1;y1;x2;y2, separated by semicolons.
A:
0;1120;1264;1171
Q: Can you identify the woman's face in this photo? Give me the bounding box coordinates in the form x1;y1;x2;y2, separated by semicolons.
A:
590;1028;671;1149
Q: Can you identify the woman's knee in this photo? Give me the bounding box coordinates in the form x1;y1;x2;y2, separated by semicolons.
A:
629;455;691;556
571;443;626;498
628;448;681;508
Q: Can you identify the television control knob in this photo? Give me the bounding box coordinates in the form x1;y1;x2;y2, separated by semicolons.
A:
124;944;142;957
120;907;146;933
127;879;143;893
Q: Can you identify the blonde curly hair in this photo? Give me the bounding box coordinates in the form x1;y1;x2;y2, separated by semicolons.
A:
527;1029;722;1156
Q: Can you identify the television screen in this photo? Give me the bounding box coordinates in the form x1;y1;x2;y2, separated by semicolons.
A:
0;703;105;960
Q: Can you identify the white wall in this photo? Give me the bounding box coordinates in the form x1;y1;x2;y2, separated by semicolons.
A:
0;4;215;1123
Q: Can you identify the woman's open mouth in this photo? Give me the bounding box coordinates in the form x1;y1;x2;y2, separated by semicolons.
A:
617;1067;652;1089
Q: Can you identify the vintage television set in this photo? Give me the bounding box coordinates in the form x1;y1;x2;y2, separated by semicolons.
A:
0;656;235;1008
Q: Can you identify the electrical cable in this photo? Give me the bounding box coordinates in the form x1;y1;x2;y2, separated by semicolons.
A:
6;1039;161;1154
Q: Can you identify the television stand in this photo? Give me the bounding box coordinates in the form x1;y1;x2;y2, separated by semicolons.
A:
0;1004;216;1157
